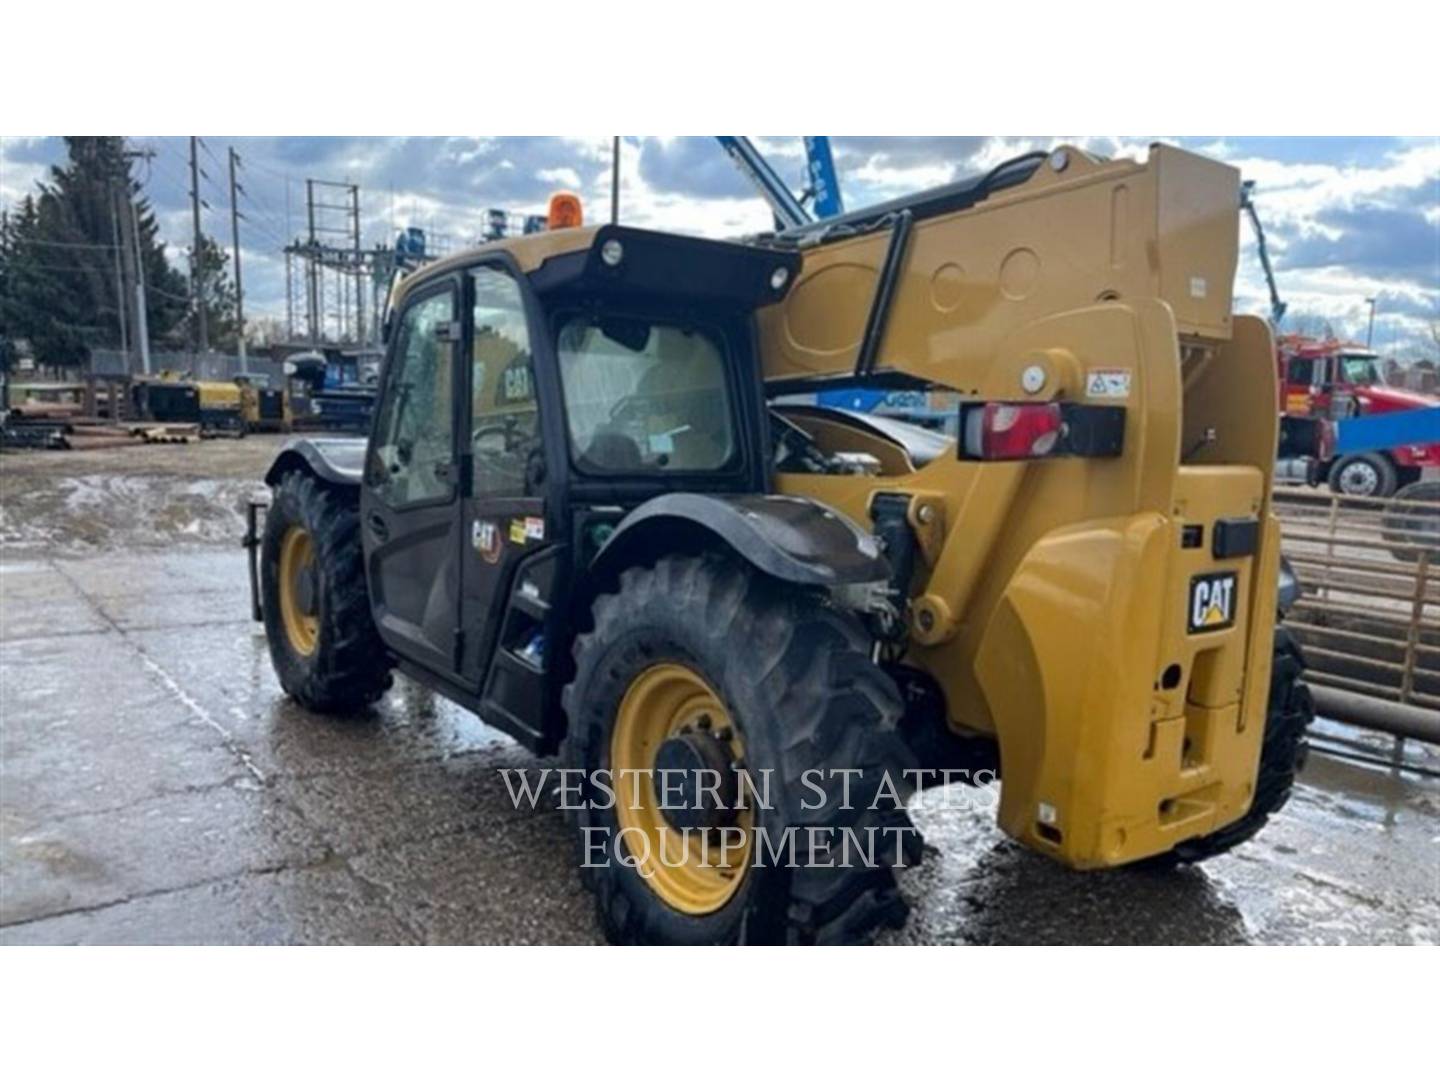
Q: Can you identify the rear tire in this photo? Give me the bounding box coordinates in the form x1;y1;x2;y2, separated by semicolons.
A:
1328;452;1397;498
562;554;922;945
1163;628;1314;864
261;470;391;714
1382;480;1440;563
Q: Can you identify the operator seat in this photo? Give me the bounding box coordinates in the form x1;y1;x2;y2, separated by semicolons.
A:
632;328;731;470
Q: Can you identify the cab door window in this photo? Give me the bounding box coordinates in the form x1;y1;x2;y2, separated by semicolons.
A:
470;267;539;497
369;289;456;507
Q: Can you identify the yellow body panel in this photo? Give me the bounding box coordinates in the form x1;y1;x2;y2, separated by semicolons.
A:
770;144;1281;868
392;226;598;309
193;380;243;410
238;384;292;429
759;145;1239;387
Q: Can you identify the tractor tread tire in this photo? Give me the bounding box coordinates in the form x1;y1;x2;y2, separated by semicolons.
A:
261;470;391;714
1382;480;1440;563
1168;627;1314;864
562;554;921;946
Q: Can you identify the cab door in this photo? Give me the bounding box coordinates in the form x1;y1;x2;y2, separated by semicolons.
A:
457;263;566;747
361;278;464;676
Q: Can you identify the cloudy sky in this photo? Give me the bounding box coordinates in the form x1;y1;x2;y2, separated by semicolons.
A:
2;135;1436;355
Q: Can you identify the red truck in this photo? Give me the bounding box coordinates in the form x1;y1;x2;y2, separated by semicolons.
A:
1277;334;1440;496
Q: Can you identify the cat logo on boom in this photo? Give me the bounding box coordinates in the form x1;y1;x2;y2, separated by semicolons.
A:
1188;572;1237;633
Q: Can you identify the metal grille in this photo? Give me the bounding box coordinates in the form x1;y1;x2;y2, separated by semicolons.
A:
1274;486;1438;710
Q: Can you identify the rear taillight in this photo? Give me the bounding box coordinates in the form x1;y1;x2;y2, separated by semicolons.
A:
959;401;1125;461
966;402;1063;459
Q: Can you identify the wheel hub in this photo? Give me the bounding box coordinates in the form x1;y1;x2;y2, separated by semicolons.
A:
1340;462;1378;495
294;564;318;616
277;525;320;657
654;728;740;832
610;662;754;915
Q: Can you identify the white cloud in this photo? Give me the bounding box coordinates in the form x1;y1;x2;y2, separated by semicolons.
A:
536;166;581;190
3;136;1434;358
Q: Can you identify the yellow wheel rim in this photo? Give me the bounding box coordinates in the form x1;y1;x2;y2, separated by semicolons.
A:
277;525;320;657
611;663;753;915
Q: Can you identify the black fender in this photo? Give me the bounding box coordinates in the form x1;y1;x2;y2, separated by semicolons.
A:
264;436;367;487
591;492;889;588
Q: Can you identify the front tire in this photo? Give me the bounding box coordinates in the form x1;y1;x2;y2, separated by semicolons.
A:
261;470;391;713
562;555;922;945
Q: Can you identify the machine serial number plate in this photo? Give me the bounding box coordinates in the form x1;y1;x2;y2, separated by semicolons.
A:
1188;572;1237;633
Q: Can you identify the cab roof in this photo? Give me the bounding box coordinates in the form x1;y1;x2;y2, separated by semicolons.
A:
388;223;801;317
391;226;599;308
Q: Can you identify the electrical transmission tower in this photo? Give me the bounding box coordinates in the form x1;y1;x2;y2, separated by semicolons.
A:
285;179;375;347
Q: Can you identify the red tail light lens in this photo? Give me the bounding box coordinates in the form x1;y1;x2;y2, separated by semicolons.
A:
964;402;1063;460
958;401;1126;461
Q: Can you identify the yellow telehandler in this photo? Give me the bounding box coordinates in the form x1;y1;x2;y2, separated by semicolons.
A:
249;145;1313;944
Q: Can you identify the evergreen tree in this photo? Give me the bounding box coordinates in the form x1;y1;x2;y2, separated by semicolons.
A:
180;234;241;352
0;194;91;366
0;137;194;368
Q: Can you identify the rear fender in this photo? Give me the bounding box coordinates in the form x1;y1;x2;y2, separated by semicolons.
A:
590;492;890;590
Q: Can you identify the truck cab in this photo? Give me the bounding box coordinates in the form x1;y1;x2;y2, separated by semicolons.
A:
1279;336;1440;494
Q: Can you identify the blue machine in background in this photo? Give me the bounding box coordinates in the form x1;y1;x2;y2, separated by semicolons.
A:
717;136;957;429
1334;406;1440;455
802;136;844;218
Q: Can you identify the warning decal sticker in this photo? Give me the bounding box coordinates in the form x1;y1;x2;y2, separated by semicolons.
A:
1085;368;1132;399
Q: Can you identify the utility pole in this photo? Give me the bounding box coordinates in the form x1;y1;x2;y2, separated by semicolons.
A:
228;147;247;372
188;136;209;353
611;136;621;224
306;179;319;345
119;143;154;375
351;184;363;346
109;183;129;358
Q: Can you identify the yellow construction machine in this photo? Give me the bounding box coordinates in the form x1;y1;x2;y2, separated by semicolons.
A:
250;149;1312;944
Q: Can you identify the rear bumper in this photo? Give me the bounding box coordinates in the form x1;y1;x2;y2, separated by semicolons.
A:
974;467;1277;867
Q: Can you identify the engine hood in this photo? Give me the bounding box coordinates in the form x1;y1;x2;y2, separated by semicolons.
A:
1356;385;1440;411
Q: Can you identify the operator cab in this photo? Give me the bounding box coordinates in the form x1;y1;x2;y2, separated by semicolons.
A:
359;220;800;751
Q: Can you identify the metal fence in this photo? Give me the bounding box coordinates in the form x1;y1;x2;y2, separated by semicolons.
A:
1274;486;1437;714
89;349;285;384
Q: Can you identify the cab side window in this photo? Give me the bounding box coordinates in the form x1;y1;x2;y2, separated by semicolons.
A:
470;267;538;497
368;289;455;507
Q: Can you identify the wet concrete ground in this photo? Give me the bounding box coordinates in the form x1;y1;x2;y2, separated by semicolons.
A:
3;543;1436;945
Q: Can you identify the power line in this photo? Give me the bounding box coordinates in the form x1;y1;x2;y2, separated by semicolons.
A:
146;281;191;303
8;261;117;274
238;190;293;246
12;238;120;251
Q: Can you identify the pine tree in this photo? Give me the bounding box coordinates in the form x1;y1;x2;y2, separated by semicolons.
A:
181;234;241;352
0;137;195;368
0;194;91;367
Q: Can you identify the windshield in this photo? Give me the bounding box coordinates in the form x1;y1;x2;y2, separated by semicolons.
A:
557;314;736;473
1340;354;1382;386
